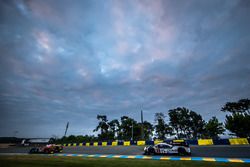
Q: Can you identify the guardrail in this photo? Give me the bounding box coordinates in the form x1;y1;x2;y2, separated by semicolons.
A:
59;138;249;147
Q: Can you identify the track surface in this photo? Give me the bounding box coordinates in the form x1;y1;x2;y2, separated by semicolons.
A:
1;145;250;158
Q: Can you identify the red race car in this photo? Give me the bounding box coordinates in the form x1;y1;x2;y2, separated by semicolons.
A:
29;144;63;154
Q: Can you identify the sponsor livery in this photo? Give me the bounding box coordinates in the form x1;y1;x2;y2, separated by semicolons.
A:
29;144;63;154
144;142;191;156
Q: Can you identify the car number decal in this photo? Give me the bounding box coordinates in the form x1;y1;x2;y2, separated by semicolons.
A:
160;149;168;154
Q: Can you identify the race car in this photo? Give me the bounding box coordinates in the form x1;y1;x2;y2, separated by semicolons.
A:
144;142;191;156
29;144;63;154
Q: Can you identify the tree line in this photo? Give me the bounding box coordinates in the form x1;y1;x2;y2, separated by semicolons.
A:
56;98;250;143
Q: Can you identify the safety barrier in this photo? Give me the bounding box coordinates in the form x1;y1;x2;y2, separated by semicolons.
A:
102;142;107;146
212;139;230;145
123;141;130;146
60;138;249;147
198;139;213;145
137;141;145;146
229;138;249;145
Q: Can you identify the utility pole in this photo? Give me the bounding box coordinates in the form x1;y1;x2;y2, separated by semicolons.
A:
64;122;69;137
141;110;144;140
131;121;134;141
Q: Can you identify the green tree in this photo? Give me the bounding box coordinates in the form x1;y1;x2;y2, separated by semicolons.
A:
108;119;120;140
154;113;173;140
204;116;225;139
168;107;205;139
188;111;206;139
141;121;154;140
119;116;137;140
168;107;189;138
55;135;98;144
93;115;109;140
67;135;76;142
221;99;250;137
221;99;250;114
225;113;250;137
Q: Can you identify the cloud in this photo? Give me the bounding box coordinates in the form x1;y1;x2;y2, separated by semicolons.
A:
0;0;249;137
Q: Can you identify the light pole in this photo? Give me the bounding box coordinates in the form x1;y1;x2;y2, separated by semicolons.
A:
141;110;144;140
64;122;69;137
131;121;134;141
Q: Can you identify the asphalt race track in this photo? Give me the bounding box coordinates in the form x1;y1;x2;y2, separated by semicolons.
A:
0;145;250;158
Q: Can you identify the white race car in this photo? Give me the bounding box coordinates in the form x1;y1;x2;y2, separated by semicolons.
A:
144;142;191;156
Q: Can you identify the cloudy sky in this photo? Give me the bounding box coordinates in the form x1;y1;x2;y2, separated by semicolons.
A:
0;0;250;138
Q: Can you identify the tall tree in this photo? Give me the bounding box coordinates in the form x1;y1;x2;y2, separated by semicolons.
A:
221;99;250;137
108;119;120;140
93;115;109;140
225;113;250;137
168;107;205;138
204;116;225;139
154;113;173;140
142;121;154;140
154;113;166;140
119;116;137;140
168;107;189;138
188;111;206;139
222;99;250;114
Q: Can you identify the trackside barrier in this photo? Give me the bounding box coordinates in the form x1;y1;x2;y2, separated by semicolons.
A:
118;141;123;145
123;141;130;146
187;139;198;145
213;139;230;145
198;139;213;145
102;142;107;146
61;138;250;147
137;141;145;146
229;138;249;145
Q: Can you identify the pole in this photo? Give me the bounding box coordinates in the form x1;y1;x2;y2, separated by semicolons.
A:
141;110;144;139
131;121;134;141
64;122;69;137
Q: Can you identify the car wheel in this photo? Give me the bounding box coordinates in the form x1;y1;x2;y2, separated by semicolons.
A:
178;148;187;156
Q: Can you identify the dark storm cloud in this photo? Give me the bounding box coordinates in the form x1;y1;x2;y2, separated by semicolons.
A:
0;0;249;137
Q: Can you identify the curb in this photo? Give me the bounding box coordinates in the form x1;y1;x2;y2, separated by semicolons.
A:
1;153;249;163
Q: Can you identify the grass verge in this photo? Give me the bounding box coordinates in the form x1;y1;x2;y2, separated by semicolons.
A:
0;155;249;167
